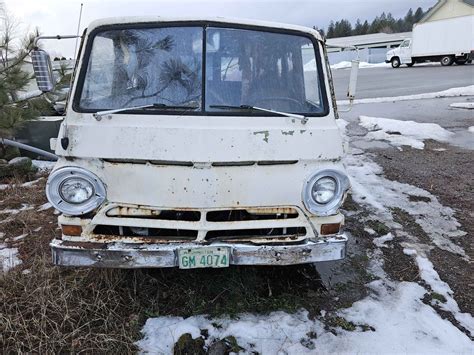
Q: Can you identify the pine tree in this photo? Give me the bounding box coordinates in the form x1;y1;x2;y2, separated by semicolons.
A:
326;21;335;38
404;8;415;31
414;7;425;23
361;20;370;35
0;2;40;141
353;19;364;35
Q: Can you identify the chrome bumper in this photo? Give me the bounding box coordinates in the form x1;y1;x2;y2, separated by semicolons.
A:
50;234;348;268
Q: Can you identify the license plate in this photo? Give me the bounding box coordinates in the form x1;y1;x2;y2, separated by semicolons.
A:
178;247;230;269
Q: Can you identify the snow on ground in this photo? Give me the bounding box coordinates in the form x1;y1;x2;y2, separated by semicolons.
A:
469;126;474;133
373;233;394;248
413;253;474;335
344;141;466;258
138;280;474;354
0;204;34;216
450;102;474;109
0;244;22;273
337;85;474;106
37;202;52;211
359;115;453;149
331;61;390;70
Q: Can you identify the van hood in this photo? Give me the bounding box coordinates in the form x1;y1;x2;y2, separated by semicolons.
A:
56;114;344;163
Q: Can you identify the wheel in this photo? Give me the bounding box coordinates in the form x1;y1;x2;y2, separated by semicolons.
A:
455;59;467;65
391;57;401;68
440;56;454;66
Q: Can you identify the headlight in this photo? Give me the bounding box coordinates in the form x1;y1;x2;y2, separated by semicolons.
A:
303;170;350;216
59;177;95;204
46;167;106;215
312;177;337;204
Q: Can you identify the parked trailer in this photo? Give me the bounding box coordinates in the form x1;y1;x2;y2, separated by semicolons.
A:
386;15;474;68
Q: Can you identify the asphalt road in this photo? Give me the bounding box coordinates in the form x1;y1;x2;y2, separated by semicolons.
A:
332;63;474;100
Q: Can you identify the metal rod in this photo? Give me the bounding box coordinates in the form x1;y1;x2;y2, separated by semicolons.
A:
1;138;58;161
34;35;81;48
74;3;84;59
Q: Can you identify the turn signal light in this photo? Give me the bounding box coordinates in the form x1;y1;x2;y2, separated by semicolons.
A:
320;223;341;235
61;225;82;236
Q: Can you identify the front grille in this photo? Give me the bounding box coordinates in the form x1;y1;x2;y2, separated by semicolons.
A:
88;205;312;244
106;206;201;221
206;208;298;222
206;227;306;242
94;225;198;240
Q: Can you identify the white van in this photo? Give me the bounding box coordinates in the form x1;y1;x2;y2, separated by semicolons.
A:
32;17;355;269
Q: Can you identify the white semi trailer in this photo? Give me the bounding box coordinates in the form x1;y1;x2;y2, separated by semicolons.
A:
386;15;474;68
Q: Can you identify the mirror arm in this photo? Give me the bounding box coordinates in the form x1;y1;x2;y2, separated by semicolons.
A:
34;35;82;48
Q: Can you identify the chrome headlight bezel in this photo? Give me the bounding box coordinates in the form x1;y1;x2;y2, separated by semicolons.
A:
46;167;106;215
302;169;350;216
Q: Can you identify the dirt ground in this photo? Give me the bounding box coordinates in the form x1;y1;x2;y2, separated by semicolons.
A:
371;140;473;315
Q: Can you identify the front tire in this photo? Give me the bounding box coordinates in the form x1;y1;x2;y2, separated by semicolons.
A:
440;56;454;66
391;57;401;68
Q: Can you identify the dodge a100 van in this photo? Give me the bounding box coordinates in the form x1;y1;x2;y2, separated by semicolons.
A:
32;17;356;269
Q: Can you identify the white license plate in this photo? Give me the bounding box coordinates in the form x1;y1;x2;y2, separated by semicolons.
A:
178;247;230;269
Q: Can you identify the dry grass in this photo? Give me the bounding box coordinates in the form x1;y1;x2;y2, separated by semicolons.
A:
0;178;144;352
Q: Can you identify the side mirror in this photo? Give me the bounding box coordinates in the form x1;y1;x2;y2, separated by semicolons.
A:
347;60;359;100
31;49;55;92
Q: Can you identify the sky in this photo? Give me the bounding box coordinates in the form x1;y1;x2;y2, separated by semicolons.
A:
5;0;437;57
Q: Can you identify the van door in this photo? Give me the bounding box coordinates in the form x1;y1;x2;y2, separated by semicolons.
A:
399;39;412;64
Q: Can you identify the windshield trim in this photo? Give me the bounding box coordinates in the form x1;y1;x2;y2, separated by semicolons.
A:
72;21;329;118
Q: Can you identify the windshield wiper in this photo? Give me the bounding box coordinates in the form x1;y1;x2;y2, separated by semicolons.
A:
93;103;199;121
209;105;308;124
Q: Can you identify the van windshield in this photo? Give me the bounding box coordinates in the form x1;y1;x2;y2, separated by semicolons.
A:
77;24;326;115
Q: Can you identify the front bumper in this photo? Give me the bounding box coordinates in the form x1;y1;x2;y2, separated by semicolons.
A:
50;234;348;268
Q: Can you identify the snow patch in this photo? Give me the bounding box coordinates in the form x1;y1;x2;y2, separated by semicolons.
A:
359;116;453;149
337;85;474;106
20;178;43;187
450;102;474;110
331;61;390;70
373;233;394;248
12;234;28;242
468;126;474;133
138;281;474;354
37;202;52;211
415;255;474;336
0;204;34;215
0;244;22;272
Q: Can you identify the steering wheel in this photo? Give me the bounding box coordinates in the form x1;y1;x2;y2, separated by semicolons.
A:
252;97;305;111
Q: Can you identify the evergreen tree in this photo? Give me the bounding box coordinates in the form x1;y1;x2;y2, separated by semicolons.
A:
414;7;425;23
327;21;335;38
334;19;352;37
0;2;41;141
361;20;370;35
323;6;427;38
353;19;364;35
404;8;415;31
